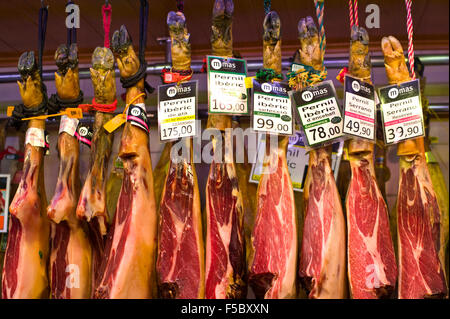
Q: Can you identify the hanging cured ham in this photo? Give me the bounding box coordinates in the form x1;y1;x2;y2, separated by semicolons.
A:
248;11;297;299
345;26;397;299
46;43;92;299
94;23;157;298
296;16;347;299
381;36;447;299
156;10;204;299
2;51;50;298
204;0;246;299
76;46;116;289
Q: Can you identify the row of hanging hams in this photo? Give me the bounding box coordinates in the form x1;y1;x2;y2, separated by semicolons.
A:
1;0;448;299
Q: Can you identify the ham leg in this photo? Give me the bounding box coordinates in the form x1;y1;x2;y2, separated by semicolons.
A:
205;0;246;299
346;26;397;299
297;17;347;299
157;11;205;299
2;52;50;299
381;36;447;299
46;44;92;299
94;25;157;299
249;11;297;299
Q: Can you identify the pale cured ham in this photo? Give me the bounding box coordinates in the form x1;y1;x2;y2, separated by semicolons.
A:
94;25;157;299
381;36;447;299
296;17;347;299
249;11;297;299
157;11;204;299
204;0;246;299
346;26;397;299
76;47;116;289
2;51;50;299
46;44;92;299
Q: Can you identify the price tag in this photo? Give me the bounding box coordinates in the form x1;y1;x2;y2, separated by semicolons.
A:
127;103;149;133
343;75;376;141
207;56;248;115
249;131;343;192
290;80;344;147
158;81;197;142
252;80;293;136
378;79;424;145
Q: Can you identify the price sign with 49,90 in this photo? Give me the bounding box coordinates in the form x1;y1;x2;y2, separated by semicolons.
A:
290;80;344;147
378;79;424;145
207;56;249;115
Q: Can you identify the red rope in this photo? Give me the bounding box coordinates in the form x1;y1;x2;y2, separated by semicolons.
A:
79;98;118;113
102;3;112;48
349;0;358;28
405;0;415;80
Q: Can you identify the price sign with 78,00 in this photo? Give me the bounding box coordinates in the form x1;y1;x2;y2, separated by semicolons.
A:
207;56;249;115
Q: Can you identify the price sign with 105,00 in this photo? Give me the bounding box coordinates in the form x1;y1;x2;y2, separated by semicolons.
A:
290;80;344;147
252;80;293;136
207;56;248;115
343;75;376;141
158;81;197;142
378;79;424;145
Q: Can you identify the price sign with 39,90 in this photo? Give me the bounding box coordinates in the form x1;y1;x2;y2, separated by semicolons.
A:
252;80;293;136
207;56;249;115
290;80;344;147
158;81;197;142
378;79;424;145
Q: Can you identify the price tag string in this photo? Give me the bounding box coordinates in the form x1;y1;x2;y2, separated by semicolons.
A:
103;93;146;133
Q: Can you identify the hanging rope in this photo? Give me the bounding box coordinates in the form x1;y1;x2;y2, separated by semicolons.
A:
405;0;415;80
9;2;49;128
66;1;77;46
102;1;112;48
176;0;184;12
314;0;326;52
120;0;154;94
264;0;271;15
349;0;359;28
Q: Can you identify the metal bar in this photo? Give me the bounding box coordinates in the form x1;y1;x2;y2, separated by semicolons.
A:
0;54;448;83
2;104;448;121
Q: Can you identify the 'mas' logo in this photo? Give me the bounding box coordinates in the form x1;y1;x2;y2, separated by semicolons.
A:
211;58;222;70
352;80;361;92
388;87;399;99
167;87;177;97
130;107;141;117
78;127;88;137
261;83;272;93
302;90;313;102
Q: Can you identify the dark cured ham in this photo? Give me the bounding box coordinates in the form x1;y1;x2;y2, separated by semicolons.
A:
381;36;447;298
296;17;347;299
157;11;204;299
2;52;50;298
94;25;157;299
346;26;397;299
204;0;246;299
249;11;297;299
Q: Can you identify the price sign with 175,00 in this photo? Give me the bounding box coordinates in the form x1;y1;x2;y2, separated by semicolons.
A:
290;80;344;147
378;79;424;145
252;80;293;136
343;75;376;141
207;56;248;115
158;81;197;142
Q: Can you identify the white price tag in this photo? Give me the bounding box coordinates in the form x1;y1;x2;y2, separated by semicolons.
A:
249;131;343;192
59;114;79;136
291;63;304;73
252;80;293;136
25;127;46;148
207;56;248;115
343;75;376;141
378;79;424;145
290;80;344;147
158;81;197;142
